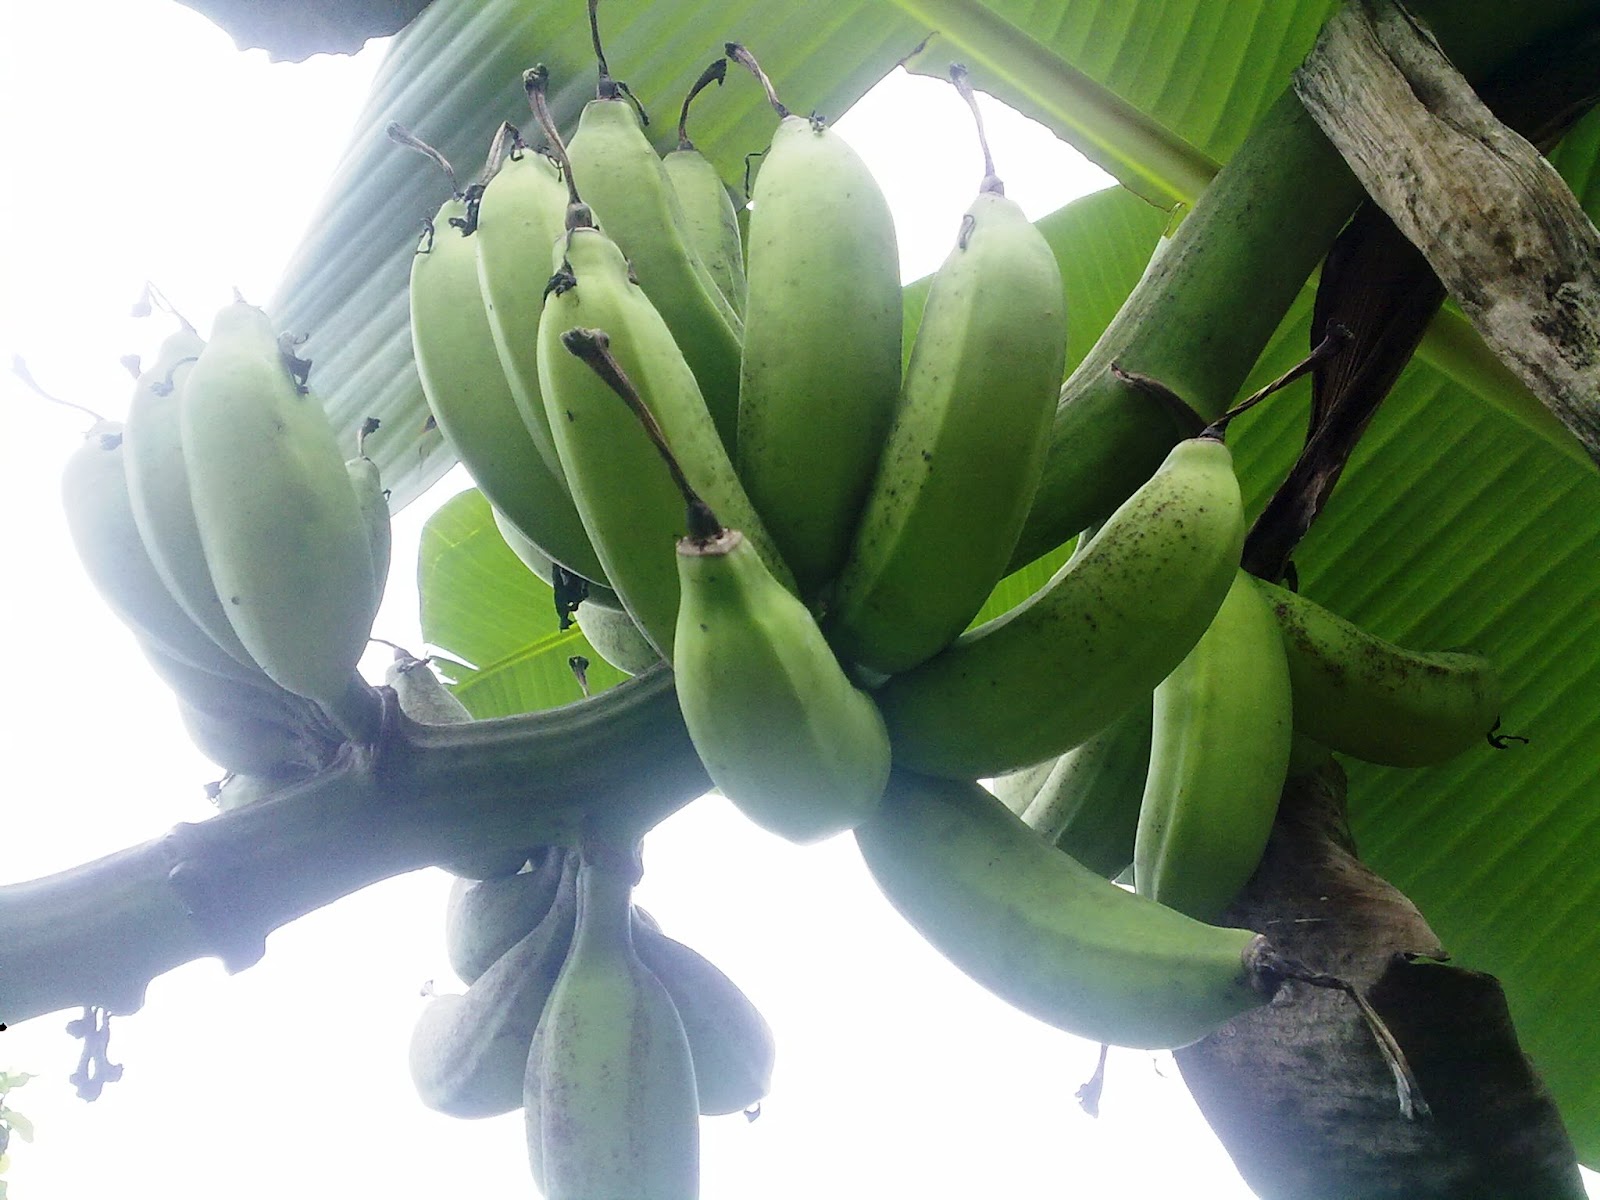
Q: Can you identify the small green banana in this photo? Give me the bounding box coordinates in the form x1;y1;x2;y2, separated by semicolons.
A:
633;921;775;1117
1023;701;1153;881
409;187;609;587
729;45;903;598
1133;571;1293;922
122;326;263;670
827;75;1066;674
410;853;580;1119
61;419;258;683
524;843;699;1199
674;519;891;845
1255;578;1502;767
346;439;390;624
537;244;789;660
444;848;573;985
574;600;661;676
180;301;374;709
854;771;1280;1049
662;59;747;320
875;435;1245;780
561;63;744;448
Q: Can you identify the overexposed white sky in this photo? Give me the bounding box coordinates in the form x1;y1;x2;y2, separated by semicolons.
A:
1;4;1594;1199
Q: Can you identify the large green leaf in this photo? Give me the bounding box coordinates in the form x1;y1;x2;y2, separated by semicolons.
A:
271;0;1600;1162
416;488;627;717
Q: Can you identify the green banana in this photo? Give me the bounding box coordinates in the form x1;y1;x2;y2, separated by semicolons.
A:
662;60;747;320
524;844;699;1199
179;301;374;709
122;326;263;670
469;135;581;480
875;435;1245;780
409;188;609;586
410;853;580;1119
444;848;572;985
60;419;258;684
1255;578;1502;767
674;520;891;844
731;46;903;598
346;443;390;623
854;771;1281;1049
633;921;775;1117
574;600;661;676
828;170;1066;673
537;244;789;660
563;66;744;447
1023;701;1153;881
1133;571;1293;922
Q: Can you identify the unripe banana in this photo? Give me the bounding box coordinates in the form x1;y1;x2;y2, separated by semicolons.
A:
346;448;390;622
828;181;1066;674
662;61;747;320
1023;701;1153;881
410;192;609;586
875;435;1245;780
470;143;582;480
524;845;699;1199
1133;571;1293;922
574;600;661;676
444;848;572;985
734;75;903;597
537;241;790;660
60;419;258;683
122;327;262;670
854;771;1281;1049
410;854;579;1119
633;922;776;1117
180;301;374;709
1255;578;1502;766
565;86;744;447
674;523;890;844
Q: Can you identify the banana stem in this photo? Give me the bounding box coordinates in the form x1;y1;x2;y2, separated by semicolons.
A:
948;64;1002;194
384;122;460;196
1204;323;1352;438
677;58;728;150
724;43;790;118
524;66;595;230
558;327;723;541
12;356;107;425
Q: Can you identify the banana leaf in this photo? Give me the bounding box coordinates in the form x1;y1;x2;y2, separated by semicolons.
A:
266;0;1600;1163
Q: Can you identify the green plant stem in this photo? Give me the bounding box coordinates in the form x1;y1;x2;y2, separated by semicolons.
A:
0;666;706;1030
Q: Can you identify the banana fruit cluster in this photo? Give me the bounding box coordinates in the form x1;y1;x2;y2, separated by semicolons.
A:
59;304;389;785
410;838;776;1191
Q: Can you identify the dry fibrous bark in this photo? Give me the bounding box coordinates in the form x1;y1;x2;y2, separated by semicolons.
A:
1175;760;1584;1200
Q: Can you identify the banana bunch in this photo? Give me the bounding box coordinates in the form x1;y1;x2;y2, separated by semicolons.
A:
55;318;372;780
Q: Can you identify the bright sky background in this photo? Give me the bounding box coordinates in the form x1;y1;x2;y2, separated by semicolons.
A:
2;4;1595;1199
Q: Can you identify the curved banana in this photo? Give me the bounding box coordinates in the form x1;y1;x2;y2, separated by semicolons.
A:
854;771;1281;1049
346;447;390;622
410;854;579;1119
470;139;580;480
828;178;1066;673
674;523;890;844
61;419;257;683
122;326;263;670
875;435;1245;780
574;600;661;676
410;191;608;586
1024;700;1153;881
179;301;374;709
537;245;789;660
524;845;699;1199
1255;578;1502;766
1133;571;1293;922
633;921;775;1117
444;848;573;985
732;51;903;597
662;61;747;319
564;72;744;447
